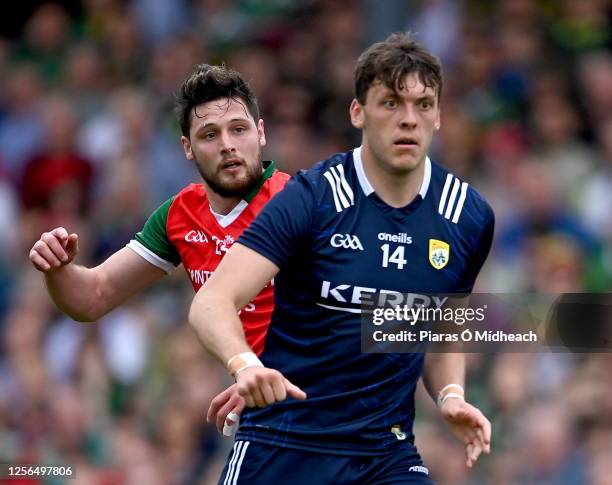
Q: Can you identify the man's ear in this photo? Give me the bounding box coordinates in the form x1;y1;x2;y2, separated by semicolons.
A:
181;135;194;160
349;99;364;129
257;119;267;147
434;108;441;131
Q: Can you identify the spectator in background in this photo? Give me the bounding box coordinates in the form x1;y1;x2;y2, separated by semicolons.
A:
577;52;612;126
0;64;45;179
20;97;93;223
63;42;108;121
13;3;73;83
575;117;612;242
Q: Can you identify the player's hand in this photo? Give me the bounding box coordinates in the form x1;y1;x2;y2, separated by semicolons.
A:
29;227;79;272
440;398;491;468
236;366;307;408
207;383;245;436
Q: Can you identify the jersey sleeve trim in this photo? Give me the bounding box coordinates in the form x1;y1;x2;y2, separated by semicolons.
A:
126;240;176;273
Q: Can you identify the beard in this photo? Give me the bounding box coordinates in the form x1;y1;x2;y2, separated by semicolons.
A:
196;154;263;199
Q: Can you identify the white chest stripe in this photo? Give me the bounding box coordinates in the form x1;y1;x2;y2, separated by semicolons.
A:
438;174;468;224
324;165;355;212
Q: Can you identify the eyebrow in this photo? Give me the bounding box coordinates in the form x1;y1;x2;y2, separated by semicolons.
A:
195;118;250;132
378;90;436;102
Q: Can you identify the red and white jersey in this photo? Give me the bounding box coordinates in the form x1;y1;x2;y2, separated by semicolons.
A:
127;161;289;355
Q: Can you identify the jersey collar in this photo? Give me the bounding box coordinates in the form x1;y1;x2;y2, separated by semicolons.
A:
209;160;276;228
209;200;249;228
244;160;276;203
352;146;431;200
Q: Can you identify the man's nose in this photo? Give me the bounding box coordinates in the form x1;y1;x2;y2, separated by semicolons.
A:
398;105;418;129
219;130;236;154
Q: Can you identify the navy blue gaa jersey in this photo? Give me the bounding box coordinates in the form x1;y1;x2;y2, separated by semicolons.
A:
236;147;494;456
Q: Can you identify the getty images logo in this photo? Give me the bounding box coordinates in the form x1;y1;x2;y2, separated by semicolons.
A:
330;233;364;251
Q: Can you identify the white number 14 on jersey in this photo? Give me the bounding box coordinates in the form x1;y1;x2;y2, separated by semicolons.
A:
381;244;407;269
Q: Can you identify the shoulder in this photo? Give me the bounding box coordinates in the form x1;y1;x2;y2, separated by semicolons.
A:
173;183;208;203
428;160;494;231
298;151;353;182
267;170;291;194
291;151;355;200
153;184;208;223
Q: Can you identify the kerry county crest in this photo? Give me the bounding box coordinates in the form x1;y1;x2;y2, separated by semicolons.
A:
429;239;450;269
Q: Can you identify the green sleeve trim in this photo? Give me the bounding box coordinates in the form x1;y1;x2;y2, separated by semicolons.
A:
244;160;277;203
134;196;182;266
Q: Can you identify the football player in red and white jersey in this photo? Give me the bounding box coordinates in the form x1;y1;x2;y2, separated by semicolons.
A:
29;64;289;435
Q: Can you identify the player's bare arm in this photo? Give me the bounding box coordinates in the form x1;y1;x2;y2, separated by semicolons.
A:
189;242;306;408
422;349;491;467
421;297;492;467
29;227;166;321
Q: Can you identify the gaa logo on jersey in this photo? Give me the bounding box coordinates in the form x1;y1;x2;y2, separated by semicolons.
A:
330;233;364;251
429;239;450;269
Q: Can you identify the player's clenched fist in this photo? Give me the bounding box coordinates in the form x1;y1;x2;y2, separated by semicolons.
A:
236;366;307;408
29;227;79;272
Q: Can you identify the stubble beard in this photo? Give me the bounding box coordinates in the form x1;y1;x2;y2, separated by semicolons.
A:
196;151;263;199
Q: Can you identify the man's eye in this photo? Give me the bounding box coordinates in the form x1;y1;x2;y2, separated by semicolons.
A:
383;99;397;108
235;126;246;133
204;132;216;139
420;101;432;109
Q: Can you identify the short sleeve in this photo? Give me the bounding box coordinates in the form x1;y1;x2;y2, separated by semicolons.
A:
127;197;181;272
238;174;315;268
457;203;495;293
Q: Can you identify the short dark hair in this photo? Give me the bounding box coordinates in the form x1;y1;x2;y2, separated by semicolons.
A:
175;64;260;136
354;32;443;105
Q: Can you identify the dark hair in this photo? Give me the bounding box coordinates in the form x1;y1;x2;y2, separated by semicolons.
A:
175;64;260;136
354;32;443;105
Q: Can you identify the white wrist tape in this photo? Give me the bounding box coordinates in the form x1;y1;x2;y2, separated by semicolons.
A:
439;393;465;406
227;352;263;377
437;384;465;408
439;384;465;395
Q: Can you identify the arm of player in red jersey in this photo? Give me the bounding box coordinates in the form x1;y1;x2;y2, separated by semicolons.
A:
189;243;306;408
29;227;167;321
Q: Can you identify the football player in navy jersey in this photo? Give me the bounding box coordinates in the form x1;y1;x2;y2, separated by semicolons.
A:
190;33;494;484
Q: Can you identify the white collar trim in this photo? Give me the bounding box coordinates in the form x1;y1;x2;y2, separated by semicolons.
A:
210;199;248;228
353;146;374;196
352;146;432;199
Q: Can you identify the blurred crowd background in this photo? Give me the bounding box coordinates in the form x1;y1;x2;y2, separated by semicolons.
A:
0;0;611;484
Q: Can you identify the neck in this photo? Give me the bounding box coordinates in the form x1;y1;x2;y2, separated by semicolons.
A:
361;144;426;207
206;189;242;215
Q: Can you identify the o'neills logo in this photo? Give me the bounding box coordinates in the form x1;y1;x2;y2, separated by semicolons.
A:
378;232;412;244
